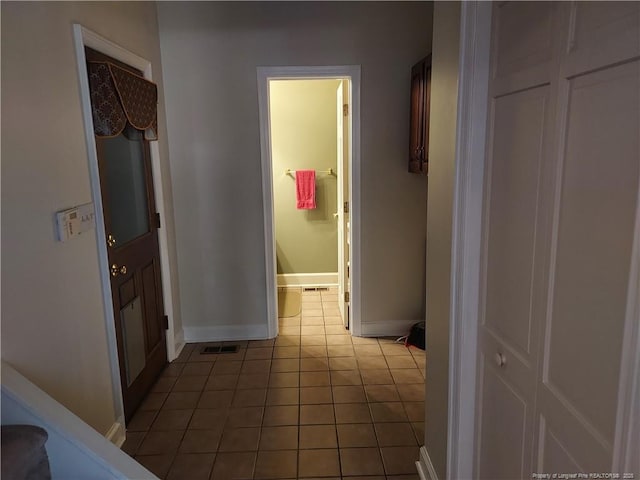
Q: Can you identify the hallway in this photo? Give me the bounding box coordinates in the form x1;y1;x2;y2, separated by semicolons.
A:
123;288;425;479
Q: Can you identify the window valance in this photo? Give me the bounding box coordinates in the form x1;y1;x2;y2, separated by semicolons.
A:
87;61;158;140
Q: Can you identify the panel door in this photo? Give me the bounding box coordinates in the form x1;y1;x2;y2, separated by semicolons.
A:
86;48;168;422
535;2;640;473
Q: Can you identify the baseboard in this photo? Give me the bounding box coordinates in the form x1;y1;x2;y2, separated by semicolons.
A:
277;272;338;287
359;319;417;337
184;323;270;343
105;420;126;448
416;446;439;480
173;328;185;361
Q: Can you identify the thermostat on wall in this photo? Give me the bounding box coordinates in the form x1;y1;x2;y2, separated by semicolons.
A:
56;203;96;242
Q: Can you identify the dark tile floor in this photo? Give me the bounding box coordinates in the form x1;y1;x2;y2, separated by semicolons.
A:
122;288;426;479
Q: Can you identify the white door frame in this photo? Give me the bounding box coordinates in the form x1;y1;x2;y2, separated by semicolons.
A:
257;66;362;338
444;2;640;478
72;24;180;435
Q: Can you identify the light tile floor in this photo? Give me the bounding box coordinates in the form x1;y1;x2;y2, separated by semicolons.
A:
123;288;426;479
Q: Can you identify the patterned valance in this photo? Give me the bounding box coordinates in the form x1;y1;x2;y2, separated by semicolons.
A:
87;61;158;140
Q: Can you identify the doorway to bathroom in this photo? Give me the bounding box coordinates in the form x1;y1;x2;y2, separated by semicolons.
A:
257;66;361;338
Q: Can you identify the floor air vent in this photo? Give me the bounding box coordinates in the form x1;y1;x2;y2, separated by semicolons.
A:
200;345;239;354
303;287;329;292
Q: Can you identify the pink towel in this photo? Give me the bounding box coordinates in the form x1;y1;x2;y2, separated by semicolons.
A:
295;170;316;209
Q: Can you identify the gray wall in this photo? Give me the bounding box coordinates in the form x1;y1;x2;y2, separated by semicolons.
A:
158;2;433;334
1;1;179;434
424;2;461;478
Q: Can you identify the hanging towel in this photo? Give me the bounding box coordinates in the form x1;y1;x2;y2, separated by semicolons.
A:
295;170;316;209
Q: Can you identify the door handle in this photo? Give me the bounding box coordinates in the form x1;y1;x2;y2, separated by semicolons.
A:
333;212;339;218
110;264;128;277
495;352;507;368
107;234;116;248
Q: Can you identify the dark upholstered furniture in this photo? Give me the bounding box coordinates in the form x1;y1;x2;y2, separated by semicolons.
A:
1;425;51;480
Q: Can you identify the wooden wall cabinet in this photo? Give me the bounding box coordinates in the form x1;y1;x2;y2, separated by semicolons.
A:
408;55;432;175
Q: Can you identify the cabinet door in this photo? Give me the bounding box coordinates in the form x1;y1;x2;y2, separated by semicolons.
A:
409;57;428;174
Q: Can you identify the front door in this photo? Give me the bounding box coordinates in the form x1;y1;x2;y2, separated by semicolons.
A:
86;48;168;422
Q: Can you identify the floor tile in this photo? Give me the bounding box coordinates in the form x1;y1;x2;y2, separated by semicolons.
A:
244;347;273;360
336;423;377;447
360;369;394;385
369;402;408;423
241;359;272;373
232;388;267;407
300;345;328;358
263;405;299;426
356;356;389;370
330;370;362;386
225;406;264;428
332;385;367;403
121;431;145;456
300;335;327;346
166;453;215;480
248;338;276;348
374;422;418;446
211;361;243;375
396;383;425;402
279;326;301;336
299;404;335;424
380;446;421;475
412;421;425;443
179;428;222;453
271;358;300;372
161;363;185;377
328;357;358;370
301;316;325;326
403;401;425;422
151;408;193;431
365;384;401;403
211;451;256;480
354;345;383;356
205;374;238;391
390;368;424;384
259;426;298;450
325;333;352;344
237;373;270;389
197;390;234;409
269;371;299;388
266;388;299;406
138;430;183;455
275;335;301;347
172;375;207;392
385;355;418;369
181;362;214;376
254;450;297;479
327;345;355;357
299;424;337;448
188;409;228;430
298;449;340;477
325;324;349;335
300;371;330;387
334;403;372;424
299;386;332;404
381;343;414;356
273;346;301;359
128;410;157;431
300;357;329;371
139;392;168;411
218;427;260;452
339;447;385;476
135;454;175;478
151;376;177;393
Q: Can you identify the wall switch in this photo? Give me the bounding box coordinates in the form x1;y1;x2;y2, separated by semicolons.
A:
56;203;95;242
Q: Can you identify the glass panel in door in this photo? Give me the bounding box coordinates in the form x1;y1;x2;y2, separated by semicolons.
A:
102;130;150;245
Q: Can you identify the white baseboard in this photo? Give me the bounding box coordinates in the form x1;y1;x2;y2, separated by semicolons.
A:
416;446;439;480
277;272;338;287
105;420;126;448
359;319;418;337
173;328;185;362
183;323;270;343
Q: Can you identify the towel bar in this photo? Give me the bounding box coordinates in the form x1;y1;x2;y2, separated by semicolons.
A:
285;168;335;176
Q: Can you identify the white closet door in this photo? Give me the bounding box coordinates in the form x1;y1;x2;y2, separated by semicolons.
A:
476;2;640;478
477;4;559;478
535;2;640;473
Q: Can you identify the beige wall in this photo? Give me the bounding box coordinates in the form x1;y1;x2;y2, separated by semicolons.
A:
0;1;179;434
424;1;461;478
158;2;433;332
271;80;340;274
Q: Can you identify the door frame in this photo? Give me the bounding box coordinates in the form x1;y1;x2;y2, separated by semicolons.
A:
257;66;361;338
439;3;640;479
72;24;179;437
